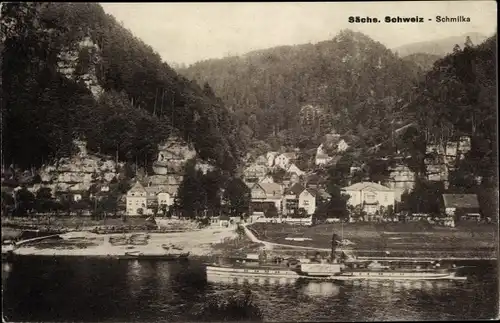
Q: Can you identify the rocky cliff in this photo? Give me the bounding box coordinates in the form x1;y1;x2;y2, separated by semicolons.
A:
38;139;121;195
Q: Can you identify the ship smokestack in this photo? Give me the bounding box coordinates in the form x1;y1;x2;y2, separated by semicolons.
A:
331;232;339;261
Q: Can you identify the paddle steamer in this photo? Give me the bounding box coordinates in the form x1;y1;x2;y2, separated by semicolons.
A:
206;246;467;281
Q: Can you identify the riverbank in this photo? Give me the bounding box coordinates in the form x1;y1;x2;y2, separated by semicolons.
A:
12;226;239;257
246;222;498;260
5;218;497;260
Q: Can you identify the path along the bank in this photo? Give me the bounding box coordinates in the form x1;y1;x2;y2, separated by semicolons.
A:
241;224;497;261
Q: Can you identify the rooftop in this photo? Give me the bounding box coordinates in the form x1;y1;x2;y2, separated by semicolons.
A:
255;182;282;196
280;152;297;160
342;181;393;192
285;183;305;196
128;181;146;194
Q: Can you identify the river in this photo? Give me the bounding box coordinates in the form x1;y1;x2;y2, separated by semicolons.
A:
2;257;498;322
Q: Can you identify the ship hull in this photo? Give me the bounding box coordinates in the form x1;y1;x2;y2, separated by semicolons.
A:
206;265;466;281
206;265;300;279
327;271;466;281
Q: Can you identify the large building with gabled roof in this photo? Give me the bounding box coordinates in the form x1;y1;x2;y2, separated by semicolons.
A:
342;181;395;215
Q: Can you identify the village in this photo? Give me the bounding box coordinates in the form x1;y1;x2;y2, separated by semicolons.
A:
1;119;489;232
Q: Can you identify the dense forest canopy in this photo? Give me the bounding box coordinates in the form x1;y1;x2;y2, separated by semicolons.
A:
180;30;430;152
393;32;489;57
403;34;497;186
1;2;244;173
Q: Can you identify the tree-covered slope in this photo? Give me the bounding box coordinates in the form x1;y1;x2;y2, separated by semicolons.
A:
401;53;442;72
400;34;497;185
393;32;489;57
1;3;244;173
179;30;424;151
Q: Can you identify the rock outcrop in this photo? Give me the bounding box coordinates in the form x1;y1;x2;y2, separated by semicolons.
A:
57;36;103;98
39;139;121;195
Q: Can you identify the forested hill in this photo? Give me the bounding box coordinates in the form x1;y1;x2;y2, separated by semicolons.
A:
403;34;497;186
1;3;244;173
393;32;488;57
179;30;425;151
401;53;441;72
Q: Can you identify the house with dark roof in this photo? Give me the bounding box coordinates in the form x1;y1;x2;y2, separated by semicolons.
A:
282;183;317;215
442;194;481;221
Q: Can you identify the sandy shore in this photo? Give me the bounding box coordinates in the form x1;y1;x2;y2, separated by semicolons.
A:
13;226;239;257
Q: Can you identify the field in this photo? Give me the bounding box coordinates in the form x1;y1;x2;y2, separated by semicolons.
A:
247;222;498;259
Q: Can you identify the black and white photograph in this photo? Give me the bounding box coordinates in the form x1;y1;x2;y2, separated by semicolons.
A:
1;1;498;322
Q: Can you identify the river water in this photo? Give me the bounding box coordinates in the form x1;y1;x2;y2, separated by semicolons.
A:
2;257;498;322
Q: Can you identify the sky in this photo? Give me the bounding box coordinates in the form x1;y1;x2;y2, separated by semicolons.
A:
101;1;497;66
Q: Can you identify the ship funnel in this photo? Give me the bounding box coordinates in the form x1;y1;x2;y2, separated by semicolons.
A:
331;232;339;261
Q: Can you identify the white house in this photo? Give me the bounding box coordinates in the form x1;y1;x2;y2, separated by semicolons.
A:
316;135;349;166
315;144;333;166
266;152;279;167
274;152;297;170
342;182;395;215
126;181;147;216
298;189;316;215
157;192;171;207
283;183;316;216
337;139;349;152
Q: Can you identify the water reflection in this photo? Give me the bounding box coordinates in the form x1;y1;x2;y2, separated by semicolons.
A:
206;274;298;286
2;258;497;322
126;260;145;296
301;281;340;298
153;261;172;289
343;279;462;292
2;262;12;274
